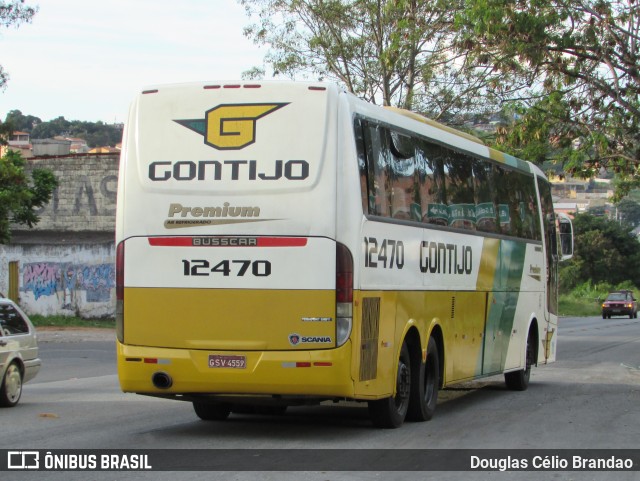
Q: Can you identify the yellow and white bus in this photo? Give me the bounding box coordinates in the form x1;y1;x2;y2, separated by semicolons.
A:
115;81;573;428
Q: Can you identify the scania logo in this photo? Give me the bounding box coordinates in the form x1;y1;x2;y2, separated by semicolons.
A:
174;103;288;150
288;333;332;346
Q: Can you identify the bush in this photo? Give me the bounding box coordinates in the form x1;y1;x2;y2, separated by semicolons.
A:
571;281;613;303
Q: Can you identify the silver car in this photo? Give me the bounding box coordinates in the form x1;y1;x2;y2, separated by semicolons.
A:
0;297;41;407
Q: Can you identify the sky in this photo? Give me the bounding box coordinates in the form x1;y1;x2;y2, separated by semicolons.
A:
0;0;267;123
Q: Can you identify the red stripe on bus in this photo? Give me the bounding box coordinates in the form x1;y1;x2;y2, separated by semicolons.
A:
148;238;191;246
257;238;307;247
147;237;308;247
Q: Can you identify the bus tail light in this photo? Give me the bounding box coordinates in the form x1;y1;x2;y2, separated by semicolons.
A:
116;241;125;343
336;243;353;347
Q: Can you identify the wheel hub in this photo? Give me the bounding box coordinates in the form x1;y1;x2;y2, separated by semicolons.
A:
397;363;411;400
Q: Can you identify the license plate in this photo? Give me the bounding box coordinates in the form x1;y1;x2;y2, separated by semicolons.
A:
208;355;246;369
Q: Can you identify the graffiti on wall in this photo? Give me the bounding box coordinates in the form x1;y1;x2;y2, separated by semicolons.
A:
22;262;115;309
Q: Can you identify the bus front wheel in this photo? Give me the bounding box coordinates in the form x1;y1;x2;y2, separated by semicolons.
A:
368;342;411;428
193;401;232;421
505;330;534;391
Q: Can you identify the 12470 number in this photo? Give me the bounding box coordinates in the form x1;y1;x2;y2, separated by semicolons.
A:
182;259;271;277
364;237;405;269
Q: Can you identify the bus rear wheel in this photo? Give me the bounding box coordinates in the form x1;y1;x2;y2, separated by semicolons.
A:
193;401;232;421
368;342;411;428
407;336;439;421
505;330;534;391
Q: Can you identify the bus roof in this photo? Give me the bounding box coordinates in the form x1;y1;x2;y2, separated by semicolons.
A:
383;107;485;145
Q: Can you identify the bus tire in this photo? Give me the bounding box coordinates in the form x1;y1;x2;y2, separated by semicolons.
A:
407;336;439;422
505;330;534;391
368;342;411;428
193;401;232;421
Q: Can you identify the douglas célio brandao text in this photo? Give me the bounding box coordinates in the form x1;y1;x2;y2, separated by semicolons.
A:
470;454;635;471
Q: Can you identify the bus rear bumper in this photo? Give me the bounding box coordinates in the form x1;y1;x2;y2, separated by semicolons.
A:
117;341;355;399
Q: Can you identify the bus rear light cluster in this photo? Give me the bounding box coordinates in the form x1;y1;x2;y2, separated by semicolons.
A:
336;243;353;347
115;241;125;343
281;362;333;368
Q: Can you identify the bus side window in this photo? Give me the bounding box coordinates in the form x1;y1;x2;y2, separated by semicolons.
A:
444;151;476;231
363;123;393;217
523;174;539;240
389;130;416;221
494;165;513;236
473;161;498;233
510;171;537;240
354;118;372;215
417;140;448;226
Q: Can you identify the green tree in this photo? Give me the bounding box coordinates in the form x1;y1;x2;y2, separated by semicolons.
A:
30;116;72;139
29;117;123;147
1;1;38;141
586;204;607;217
454;0;640;198
240;0;510;121
4;109;41;132
0;1;37;91
0;150;58;243
616;198;640;227
69;120;123;147
560;213;640;290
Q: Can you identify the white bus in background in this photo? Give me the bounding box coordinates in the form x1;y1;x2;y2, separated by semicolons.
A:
116;81;573;428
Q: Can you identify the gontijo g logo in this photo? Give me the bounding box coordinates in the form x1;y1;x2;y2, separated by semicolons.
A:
174;103;288;150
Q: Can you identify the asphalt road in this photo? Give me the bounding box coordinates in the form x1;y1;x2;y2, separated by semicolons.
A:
1;317;638;481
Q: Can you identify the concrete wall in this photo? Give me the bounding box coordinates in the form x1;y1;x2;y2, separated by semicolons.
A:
1;240;115;318
0;154;119;318
27;154;119;232
32;139;72;156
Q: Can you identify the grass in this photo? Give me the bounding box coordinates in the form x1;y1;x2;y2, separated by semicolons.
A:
558;295;601;317
30;314;115;329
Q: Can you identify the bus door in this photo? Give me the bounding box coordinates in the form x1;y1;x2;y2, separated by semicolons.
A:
537;178;559;360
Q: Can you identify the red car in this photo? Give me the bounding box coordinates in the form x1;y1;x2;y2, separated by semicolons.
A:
602;291;638;319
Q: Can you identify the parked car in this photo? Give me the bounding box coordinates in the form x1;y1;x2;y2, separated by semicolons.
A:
601;290;638;319
0;297;41;407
